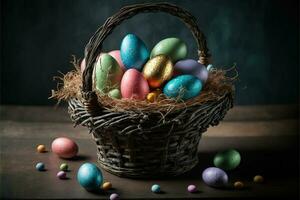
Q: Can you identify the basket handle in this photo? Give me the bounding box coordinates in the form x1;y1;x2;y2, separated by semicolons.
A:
82;2;210;95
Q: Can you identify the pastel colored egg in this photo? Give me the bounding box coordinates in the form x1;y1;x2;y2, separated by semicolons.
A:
108;88;121;99
253;175;264;183
57;171;67;179
93;53;123;93
151;184;161;193
234;181;244;189
120;34;149;70
102;181;112;190
121;69;149;100
59;163;68;171
163;75;202;101
51;137;78;159
142;55;173;88
109;193;119;200
150;37;187;62
174;59;208;83
147;89;161;103
213;149;241;170
109;50;126;71
77;163;103;191
202;167;228;187
36;162;45;171
37;144;46;153
187;184;197;193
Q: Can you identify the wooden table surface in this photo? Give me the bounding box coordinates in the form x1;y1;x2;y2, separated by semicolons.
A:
0;105;299;199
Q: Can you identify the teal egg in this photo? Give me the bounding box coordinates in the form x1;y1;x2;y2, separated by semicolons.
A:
120;34;149;71
213;149;241;170
77;163;103;191
163;75;202;101
150;38;187;62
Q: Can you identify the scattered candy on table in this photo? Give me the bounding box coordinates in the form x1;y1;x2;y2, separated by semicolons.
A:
187;184;197;193
253;175;264;183
77;163;103;191
57;171;67;179
234;181;244;189
37;144;46;153
51;137;78;159
151;184;161;193
36;162;45;171
213;149;241;170
109;193;119;200
102;181;112;190
202;167;228;188
60;163;68;171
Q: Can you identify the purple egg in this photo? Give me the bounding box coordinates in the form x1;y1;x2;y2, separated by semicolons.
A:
187;184;197;193
174;59;208;83
110;193;119;200
202;167;228;187
57;171;67;179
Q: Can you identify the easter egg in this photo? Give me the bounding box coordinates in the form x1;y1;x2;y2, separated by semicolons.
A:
109;50;125;71
57;171;67;179
213;149;241;170
94;53;123;93
108;88;121;99
151;184;161;193
60;163;68;171
142;55;173;88
187;184;197;193
110;193;119;200
37;144;46;153
202;167;228;187
163;75;202;101
120;34;149;70
253;175;264;183
36;162;45;171
77;163;103;191
121;69;149;100
234;181;244;189
174;59;208;83
150;37;187;62
51;137;78;159
147;89;161;103
102;182;112;190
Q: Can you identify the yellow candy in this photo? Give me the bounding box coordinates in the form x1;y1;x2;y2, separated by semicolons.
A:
37;145;46;153
253;175;264;183
146;89;161;103
234;181;244;189
102;181;112;190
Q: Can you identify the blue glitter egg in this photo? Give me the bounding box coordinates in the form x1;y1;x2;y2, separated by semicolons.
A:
120;34;149;71
151;184;161;193
36;162;45;171
202;167;228;187
77;163;103;191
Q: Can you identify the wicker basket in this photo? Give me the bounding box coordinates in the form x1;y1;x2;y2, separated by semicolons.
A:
68;2;234;178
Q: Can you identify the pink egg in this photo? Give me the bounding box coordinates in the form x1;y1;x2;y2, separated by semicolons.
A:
51;137;78;159
121;69;149;100
109;50;125;71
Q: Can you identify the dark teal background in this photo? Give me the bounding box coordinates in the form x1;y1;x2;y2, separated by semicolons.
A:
1;0;299;105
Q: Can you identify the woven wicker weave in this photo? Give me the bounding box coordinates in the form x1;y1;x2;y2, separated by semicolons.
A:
69;2;234;178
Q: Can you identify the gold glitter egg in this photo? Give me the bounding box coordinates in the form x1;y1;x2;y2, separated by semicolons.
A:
142;55;173;88
147;89;161;102
233;181;244;189
102;181;112;190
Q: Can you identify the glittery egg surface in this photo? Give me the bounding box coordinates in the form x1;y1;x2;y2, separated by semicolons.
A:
51;137;78;159
120;34;149;70
142;55;173;88
77;163;103;191
121;69;149;100
174;59;208;83
163;75;202;101
202;167;228;187
150;37;187;62
213;149;241;170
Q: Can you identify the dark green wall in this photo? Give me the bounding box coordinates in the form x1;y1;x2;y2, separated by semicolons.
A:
1;0;299;105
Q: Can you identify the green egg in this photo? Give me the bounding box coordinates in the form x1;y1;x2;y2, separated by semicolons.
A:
108;88;121;99
60;163;68;171
213;149;241;170
93;53;123;93
150;38;187;62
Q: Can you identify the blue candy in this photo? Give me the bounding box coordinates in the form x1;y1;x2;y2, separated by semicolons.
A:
36;162;45;171
151;184;161;193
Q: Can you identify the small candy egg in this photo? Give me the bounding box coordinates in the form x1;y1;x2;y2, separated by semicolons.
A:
151;184;161;193
37;144;46;153
142;55;173;88
253;175;264;183
163;75;202;101
36;162;45;171
120;34;149;70
51;137;78;159
109;50;126;71
77;163;103;191
121;69;149;100
102;181;112;190
187;184;197;193
57;171;67;179
202;167;228;187
60;163;68;171
174;59;208;83
146;89;161;103
213;149;241;170
150;37;187;62
108;88;121;99
234;181;244;189
110;193;119;200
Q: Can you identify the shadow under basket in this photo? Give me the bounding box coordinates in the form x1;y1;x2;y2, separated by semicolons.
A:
60;3;235;178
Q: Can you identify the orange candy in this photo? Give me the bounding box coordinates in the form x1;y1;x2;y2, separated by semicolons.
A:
37;145;46;153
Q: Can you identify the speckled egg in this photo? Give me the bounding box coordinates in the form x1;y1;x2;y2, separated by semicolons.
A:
213;149;241;170
174;59;208;83
77;163;103;191
202;167;228;187
51;137;78;159
150;37;187;62
109;50;126;71
163;75;202;101
121;69;149;100
93;53;123;93
120;34;149;70
142;55;173;88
